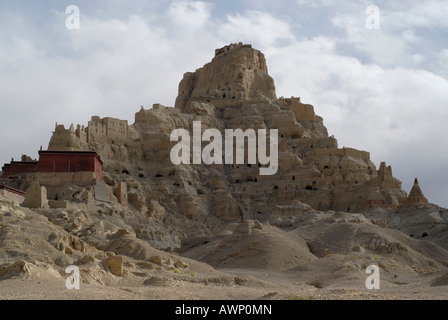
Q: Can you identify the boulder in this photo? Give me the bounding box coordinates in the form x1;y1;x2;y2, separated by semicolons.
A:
103;255;124;276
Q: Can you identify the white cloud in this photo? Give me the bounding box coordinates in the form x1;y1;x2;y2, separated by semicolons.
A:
296;0;341;8
168;1;212;28
385;0;448;29
329;1;448;72
218;11;295;48
332;12;413;67
402;29;420;43
0;12;218;164
436;49;448;78
267;38;448;204
268;39;448;150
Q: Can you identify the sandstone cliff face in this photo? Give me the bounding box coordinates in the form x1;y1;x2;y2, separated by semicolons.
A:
47;43;407;223
175;43;276;112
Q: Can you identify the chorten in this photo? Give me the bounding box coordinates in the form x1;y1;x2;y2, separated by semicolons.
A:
407;178;429;204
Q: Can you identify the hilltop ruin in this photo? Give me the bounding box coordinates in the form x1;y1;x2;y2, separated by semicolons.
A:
6;42;430;219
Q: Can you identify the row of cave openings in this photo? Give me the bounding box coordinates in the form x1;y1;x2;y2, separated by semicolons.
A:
118;164;362;192
116;168;145;179
118;166;320;192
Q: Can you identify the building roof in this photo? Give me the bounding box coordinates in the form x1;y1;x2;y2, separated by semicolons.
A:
0;184;25;196
38;150;98;155
38;150;103;165
3;161;38;166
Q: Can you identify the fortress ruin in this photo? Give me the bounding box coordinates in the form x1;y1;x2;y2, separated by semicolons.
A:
0;43;435;218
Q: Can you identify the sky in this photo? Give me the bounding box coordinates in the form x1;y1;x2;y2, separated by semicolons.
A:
0;0;447;207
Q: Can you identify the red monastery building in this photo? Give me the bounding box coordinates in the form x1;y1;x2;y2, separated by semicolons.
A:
1;150;103;183
2;160;38;178
37;150;103;180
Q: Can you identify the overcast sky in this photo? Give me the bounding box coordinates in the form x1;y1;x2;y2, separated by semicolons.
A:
0;0;447;207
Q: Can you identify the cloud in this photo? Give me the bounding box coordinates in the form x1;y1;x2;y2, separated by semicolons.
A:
218;11;296;48
330;0;448;72
384;0;448;29
436;49;448;78
168;1;212;28
296;0;341;8
332;12;414;67
0;10;217;163
268;38;448;152
266;37;448;204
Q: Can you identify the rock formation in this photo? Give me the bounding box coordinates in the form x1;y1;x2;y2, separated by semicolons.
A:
43;43;410;225
1;43;448;300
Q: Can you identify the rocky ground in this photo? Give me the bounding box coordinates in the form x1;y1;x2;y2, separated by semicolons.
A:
1;194;448;300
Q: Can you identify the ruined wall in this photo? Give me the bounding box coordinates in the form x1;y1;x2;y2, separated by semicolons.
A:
88;116;128;144
21;181;47;209
49;116;130;151
277;96;316;121
114;181;128;205
87;117;107;143
103;117;128;142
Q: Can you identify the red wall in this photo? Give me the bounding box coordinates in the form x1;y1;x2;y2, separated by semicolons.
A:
2;162;38;178
94;156;103;180
2;152;103;181
37;152;103;180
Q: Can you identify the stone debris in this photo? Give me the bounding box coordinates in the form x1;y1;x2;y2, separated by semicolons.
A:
0;260;31;280
102;255;124;276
